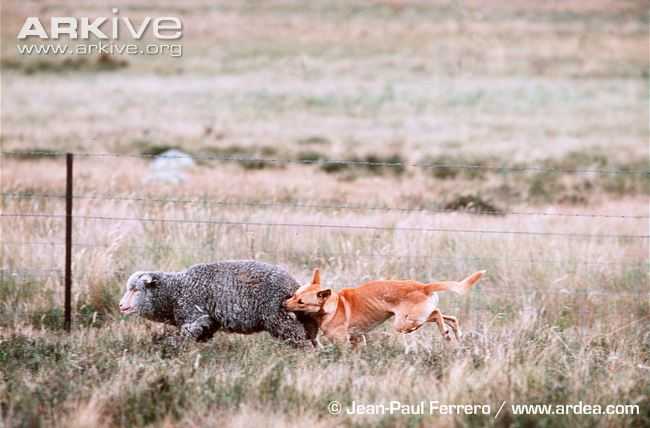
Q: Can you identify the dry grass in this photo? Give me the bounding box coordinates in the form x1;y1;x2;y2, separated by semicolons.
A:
1;159;648;427
1;0;649;427
1;294;649;427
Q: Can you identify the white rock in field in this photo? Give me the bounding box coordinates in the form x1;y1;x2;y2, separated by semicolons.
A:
151;149;195;170
146;149;195;184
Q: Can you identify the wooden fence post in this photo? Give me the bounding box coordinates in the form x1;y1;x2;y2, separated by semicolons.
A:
64;153;73;332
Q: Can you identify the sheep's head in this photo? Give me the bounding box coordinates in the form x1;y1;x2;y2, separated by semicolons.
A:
119;271;162;319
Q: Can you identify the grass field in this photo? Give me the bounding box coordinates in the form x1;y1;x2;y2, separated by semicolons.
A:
1;1;649;427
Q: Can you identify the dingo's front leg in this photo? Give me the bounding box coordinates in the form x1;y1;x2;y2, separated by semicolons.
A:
393;313;424;334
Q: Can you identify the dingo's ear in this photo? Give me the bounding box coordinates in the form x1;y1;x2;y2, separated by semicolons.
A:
311;268;321;286
316;289;331;303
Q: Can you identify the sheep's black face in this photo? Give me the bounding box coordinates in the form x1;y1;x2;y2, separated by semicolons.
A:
120;271;161;319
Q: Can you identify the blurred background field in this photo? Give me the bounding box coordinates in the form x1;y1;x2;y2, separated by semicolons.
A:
2;0;648;161
1;1;649;427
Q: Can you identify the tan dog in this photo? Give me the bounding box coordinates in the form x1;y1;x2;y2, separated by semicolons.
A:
283;269;485;345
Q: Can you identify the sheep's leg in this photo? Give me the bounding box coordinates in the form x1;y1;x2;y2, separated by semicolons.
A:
180;315;218;342
295;311;320;347
265;312;317;348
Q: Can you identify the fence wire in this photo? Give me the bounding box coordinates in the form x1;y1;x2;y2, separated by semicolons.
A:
2;240;648;267
2;151;648;303
3;150;650;176
2;191;648;219
2;212;649;240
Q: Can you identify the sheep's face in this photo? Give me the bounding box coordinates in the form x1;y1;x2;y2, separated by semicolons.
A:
119;271;161;318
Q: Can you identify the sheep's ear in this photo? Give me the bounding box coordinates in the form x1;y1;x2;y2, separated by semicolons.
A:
310;268;321;286
316;289;331;303
142;273;159;288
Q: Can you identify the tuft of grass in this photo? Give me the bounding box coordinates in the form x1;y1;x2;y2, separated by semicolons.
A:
133;141;181;156
95;53;129;70
260;146;278;156
296;136;331;146
296;151;326;163
237;159;279;170
112;372;189;426
202;145;252;157
527;172;565;202
320;160;350;174
320;153;405;176
29;307;66;331
443;194;505;215
4;148;62;160
0;277;53;327
544;149;609;171
420;155;488;180
201;145;284;169
0;276;39;306
2;54;127;75
85;279;120;315
362;154;405;176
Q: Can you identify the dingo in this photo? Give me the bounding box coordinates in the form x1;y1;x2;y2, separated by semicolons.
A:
283;268;485;345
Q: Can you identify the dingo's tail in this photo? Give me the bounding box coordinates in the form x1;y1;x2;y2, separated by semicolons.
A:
425;270;485;295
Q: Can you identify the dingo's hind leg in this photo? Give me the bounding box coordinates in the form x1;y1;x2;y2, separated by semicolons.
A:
442;315;461;340
427;309;452;341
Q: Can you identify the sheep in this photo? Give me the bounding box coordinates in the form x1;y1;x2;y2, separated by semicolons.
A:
119;260;318;346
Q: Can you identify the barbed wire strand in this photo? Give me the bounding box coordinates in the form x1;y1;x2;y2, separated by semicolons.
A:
3;153;648;307
2;150;649;176
2;191;648;220
2;212;649;240
2;240;648;268
0;268;61;273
